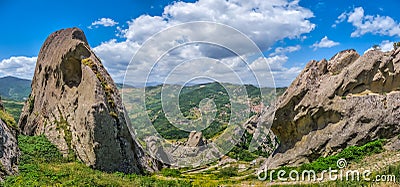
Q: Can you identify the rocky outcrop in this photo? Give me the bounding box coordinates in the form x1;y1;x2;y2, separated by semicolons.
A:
0;98;19;181
18;28;159;173
186;131;204;147
270;49;400;168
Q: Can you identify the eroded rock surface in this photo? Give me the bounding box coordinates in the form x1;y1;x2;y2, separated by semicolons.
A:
0;98;19;181
270;49;400;168
18;28;159;173
186;131;204;147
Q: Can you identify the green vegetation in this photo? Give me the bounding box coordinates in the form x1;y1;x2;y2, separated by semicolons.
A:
217;166;238;178
300;140;385;171
227;131;259;161
17;135;64;164
289;158;400;186
372;44;381;51
266;139;386;180
82;58;118;121
0;76;31;101
143;82;285;140
27;94;35;113
379;162;400;183
301;139;385;172
54;111;75;161
0;108;18;131
394;42;400;50
160;168;181;177
4;135;192;186
2;99;24;123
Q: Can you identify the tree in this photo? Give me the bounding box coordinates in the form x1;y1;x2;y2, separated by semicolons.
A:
394;42;400;50
372;44;381;51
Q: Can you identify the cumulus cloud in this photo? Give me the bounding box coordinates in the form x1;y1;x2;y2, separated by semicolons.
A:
312;36;339;50
0;56;37;79
379;40;395;51
94;0;314;86
250;55;302;87
335;7;400;37
364;40;394;54
89;18;119;29
269;45;301;56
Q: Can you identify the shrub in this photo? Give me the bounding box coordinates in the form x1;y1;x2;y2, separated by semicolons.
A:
160;168;181;177
217;166;238;178
0;109;17;131
265;139;387;180
301;139;385;172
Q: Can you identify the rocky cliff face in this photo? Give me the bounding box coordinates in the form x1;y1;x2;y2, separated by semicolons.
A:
0;98;19;181
18;28;159;173
270;48;400;168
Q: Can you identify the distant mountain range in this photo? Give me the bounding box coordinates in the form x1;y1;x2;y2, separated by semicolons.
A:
0;76;31;101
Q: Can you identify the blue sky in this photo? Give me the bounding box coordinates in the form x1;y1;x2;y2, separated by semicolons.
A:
1;0;400;87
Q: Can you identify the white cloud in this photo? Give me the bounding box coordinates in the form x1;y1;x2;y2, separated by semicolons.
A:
250;56;302;87
379;40;394;51
269;45;301;56
89;18;119;29
94;0;315;86
312;36;339;50
335;7;400;37
332;12;347;28
364;40;394;54
160;0;315;49
151;53;301;87
0;56;37;79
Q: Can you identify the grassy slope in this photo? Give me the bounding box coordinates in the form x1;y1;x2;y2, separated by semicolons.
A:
3;135;192;187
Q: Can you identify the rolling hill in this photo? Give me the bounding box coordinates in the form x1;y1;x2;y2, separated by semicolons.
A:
0;76;31;101
123;82;286;140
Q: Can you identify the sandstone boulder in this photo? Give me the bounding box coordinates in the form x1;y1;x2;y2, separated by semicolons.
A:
270;49;400;168
18;28;159;173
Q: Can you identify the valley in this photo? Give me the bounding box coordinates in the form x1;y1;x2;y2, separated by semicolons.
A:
0;27;399;187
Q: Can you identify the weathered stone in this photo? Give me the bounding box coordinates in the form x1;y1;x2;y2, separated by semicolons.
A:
186;131;204;147
0;98;19;181
269;49;400;168
18;28;159;173
327;49;360;75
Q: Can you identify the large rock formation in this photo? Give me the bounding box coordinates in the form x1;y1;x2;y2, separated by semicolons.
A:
18;28;159;173
270;49;400;168
0;98;19;180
